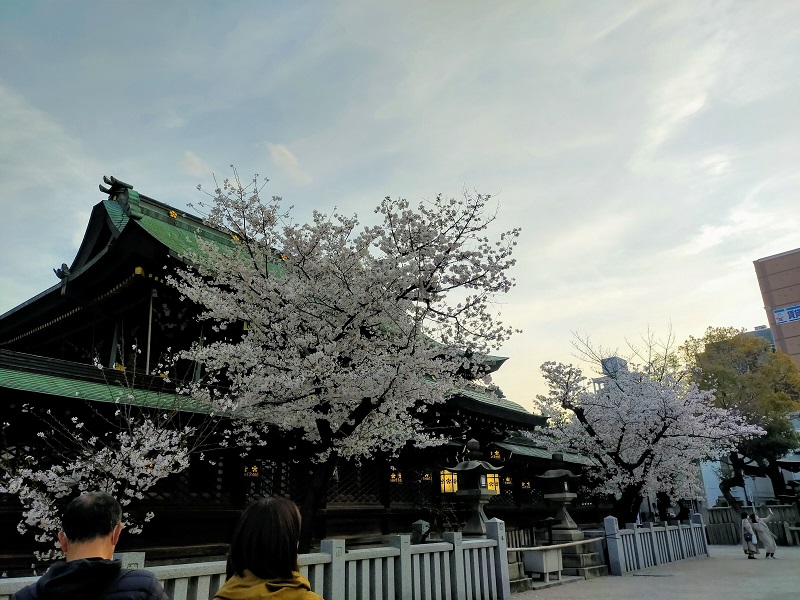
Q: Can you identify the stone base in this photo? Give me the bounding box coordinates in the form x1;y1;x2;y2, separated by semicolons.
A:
510;576;535;593
562;565;609;579
508;560;535;593
550;528;585;542
562;551;601;568
559;539;608;580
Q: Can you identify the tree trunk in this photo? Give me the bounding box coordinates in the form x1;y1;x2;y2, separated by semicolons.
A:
764;461;788;498
655;491;671;521
718;452;745;511
612;485;643;524
298;453;339;553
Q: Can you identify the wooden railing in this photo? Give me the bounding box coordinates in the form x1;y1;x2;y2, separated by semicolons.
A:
506;526;536;549
604;514;709;575
702;504;800;546
0;519;511;600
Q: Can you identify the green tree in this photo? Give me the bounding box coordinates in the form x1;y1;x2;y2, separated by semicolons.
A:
680;327;800;507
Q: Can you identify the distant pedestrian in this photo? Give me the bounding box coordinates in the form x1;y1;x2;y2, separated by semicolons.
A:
12;491;168;600
741;511;759;559
214;497;323;600
750;509;778;558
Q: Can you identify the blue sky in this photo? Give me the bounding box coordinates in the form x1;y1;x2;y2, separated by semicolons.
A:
1;1;799;406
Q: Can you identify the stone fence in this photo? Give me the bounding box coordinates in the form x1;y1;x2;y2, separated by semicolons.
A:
702;504;800;545
0;519;511;600
604;514;709;575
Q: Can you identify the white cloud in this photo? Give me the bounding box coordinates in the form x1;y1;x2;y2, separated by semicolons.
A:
267;143;312;185
699;153;731;176
2;0;800;404
0;83;101;312
645;36;728;153
180;151;214;178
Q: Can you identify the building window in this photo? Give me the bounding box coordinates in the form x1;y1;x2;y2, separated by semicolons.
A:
521;481;531;489
440;470;458;493
487;473;500;492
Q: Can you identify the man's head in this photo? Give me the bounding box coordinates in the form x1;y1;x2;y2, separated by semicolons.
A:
58;492;123;560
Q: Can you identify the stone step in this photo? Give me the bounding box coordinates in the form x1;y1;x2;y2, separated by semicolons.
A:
562;552;601;568
510;577;535;593
562;564;609;579
508;561;525;580
560;539;604;555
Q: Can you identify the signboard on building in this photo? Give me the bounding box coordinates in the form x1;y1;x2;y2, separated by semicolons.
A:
773;304;800;325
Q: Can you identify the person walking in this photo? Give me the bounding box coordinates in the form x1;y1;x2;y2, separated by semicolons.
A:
214;497;323;600
741;511;759;559
750;509;778;558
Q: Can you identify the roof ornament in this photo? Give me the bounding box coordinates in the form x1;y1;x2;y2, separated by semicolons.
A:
53;262;72;296
98;176;143;220
99;175;133;195
53;263;70;280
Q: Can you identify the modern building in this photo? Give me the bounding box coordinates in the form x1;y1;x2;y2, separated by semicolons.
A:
754;248;800;370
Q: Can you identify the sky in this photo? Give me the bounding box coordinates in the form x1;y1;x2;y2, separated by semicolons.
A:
1;1;799;409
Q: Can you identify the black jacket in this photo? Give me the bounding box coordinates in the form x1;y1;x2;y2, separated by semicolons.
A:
12;558;169;600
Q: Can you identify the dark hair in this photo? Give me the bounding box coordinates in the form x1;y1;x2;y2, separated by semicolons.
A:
749;513;758;523
740;512;748;519
226;496;301;580
62;492;122;542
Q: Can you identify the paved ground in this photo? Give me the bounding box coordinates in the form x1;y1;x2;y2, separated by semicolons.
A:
514;545;800;600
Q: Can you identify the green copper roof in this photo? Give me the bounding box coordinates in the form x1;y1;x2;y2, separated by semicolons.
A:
456;386;531;416
494;441;553;460
494;437;598;466
103;199;130;232
0;367;209;413
136;213;228;261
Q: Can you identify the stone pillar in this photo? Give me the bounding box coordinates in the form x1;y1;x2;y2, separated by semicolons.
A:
321;538;346;600
604;516;625;575
443;531;466;599
390;534;411;599
486;518;512;599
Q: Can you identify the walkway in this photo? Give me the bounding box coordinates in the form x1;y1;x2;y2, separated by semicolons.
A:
514;545;800;600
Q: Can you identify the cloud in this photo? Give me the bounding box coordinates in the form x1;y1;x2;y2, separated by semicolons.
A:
267;143;312;185
0;83;100;312
651;42;725;147
699;153;731;177
180;151;214;178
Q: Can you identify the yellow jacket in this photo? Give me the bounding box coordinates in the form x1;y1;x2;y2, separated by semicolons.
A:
214;570;323;600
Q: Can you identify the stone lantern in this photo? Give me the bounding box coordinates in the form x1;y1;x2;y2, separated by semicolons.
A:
535;454;584;541
445;439;503;536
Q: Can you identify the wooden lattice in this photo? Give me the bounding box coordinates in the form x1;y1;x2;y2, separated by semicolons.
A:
327;462;381;504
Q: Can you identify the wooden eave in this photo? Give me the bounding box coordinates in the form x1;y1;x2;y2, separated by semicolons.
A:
445;395;545;429
0;221;172;345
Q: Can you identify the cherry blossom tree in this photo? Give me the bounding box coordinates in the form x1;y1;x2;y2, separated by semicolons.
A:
531;356;764;523
0;350;204;563
1;418;191;562
173;172;520;548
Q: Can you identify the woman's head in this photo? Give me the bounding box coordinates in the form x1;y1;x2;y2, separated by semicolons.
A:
749;513;758;523
741;512;749;520
226;496;302;580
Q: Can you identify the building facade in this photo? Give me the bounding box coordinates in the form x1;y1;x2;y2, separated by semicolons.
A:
754;248;800;370
0;177;603;573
